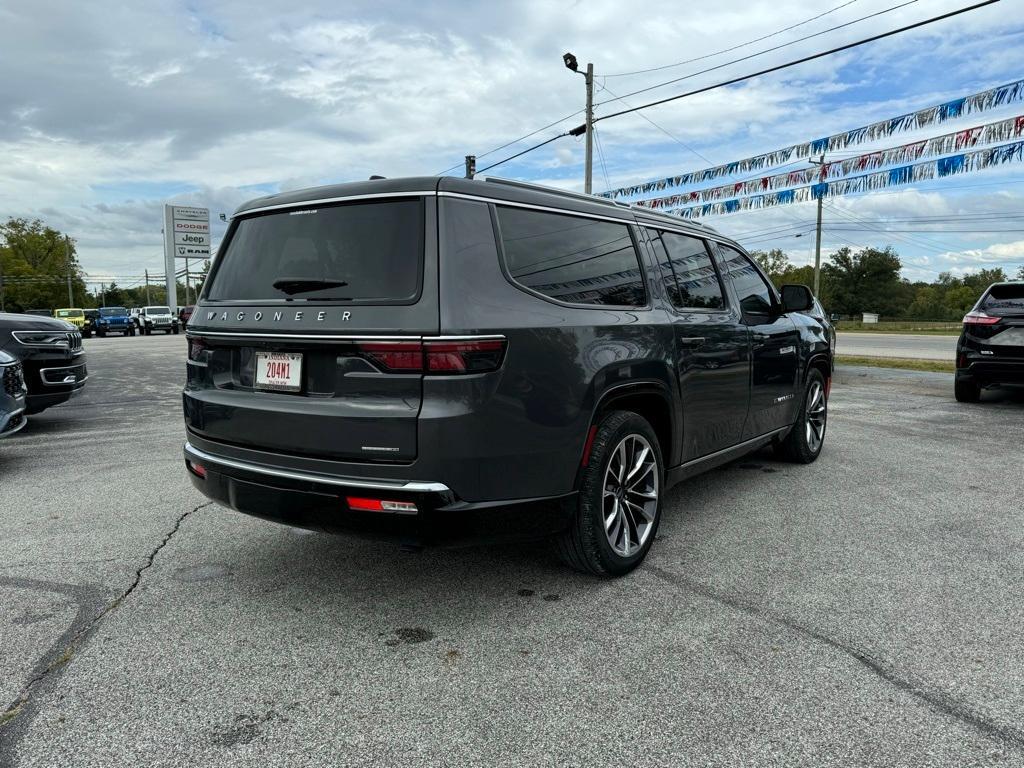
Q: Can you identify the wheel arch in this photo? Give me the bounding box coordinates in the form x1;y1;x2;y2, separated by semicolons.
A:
585;381;676;470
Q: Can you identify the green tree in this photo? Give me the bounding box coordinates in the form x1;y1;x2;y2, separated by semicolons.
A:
0;217;88;312
750;248;790;284
1016;265;1024;281
821;246;903;317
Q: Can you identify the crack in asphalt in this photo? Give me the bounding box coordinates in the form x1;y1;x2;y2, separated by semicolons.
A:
0;501;211;767
646;564;1024;753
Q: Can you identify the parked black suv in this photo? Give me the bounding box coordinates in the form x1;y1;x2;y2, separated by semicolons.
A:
1;312;87;414
955;281;1024;401
182;177;833;575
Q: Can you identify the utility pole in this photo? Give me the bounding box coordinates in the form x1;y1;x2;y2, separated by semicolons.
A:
0;257;5;312
464;155;476;179
145;269;151;305
810;154;825;297
64;236;74;307
563;53;595;194
584;62;594;195
185;257;190;305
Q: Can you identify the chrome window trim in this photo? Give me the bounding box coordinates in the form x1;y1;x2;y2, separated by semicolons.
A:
236;190;436;218
184;442;451;493
440;191;636;225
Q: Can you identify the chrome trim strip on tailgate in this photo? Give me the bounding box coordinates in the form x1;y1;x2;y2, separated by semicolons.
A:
185;332;507;341
184;442;450;493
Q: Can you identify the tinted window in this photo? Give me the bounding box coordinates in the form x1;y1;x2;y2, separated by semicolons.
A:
207;199;424;303
719;246;774;315
652;232;724;310
497;207;646;307
99;307;127;316
983;284;1024;313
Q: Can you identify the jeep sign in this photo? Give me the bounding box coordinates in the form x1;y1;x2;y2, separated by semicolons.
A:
163;204;211;309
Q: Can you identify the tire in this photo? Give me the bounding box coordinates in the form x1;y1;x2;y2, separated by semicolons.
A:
172;325;180;335
144;326;151;336
97;329;105;338
128;327;135;337
555;410;663;577
776;368;827;464
954;373;981;403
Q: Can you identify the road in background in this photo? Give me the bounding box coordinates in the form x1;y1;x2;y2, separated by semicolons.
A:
837;332;957;360
3;335;1023;767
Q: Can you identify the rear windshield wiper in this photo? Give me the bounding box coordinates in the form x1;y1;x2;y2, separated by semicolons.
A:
272;278;349;295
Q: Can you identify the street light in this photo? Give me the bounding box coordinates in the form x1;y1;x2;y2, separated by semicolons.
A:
563;52;594;194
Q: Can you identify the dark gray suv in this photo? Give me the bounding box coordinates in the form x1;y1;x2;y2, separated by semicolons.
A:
183;176;833;575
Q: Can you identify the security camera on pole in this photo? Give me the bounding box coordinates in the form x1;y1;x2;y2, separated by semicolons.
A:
563;52;594;195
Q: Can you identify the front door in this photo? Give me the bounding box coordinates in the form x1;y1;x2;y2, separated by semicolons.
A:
646;229;750;462
715;245;800;439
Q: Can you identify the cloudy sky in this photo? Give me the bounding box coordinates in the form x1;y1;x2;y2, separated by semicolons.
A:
2;0;1023;290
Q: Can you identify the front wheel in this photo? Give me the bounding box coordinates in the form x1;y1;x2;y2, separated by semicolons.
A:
144;326;151;336
776;369;827;463
172;325;180;335
556;410;663;577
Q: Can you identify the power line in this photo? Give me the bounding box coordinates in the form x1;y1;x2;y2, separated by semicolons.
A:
436;108;585;175
588;1;999;126
476;131;571;174
595;0;918;105
601;0;861;78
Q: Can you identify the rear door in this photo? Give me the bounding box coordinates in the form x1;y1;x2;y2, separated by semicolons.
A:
645;228;749;461
714;244;800;439
184;194;439;463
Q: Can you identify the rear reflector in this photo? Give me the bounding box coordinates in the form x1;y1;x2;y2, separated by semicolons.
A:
355;338;507;375
963;311;1001;325
187;460;207;478
346;496;418;514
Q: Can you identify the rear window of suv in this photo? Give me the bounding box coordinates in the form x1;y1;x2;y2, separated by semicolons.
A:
496;207;646;307
982;284;1024;313
207;199;424;303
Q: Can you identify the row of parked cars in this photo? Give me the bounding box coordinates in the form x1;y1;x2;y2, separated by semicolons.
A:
42;305;193;337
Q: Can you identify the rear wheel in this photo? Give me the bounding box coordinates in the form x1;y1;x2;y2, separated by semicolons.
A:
776;369;827;463
144;326;151;336
556;410;663;577
954;373;981;403
172;325;180;335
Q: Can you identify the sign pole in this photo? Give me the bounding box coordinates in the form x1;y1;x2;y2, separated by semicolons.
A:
163;205;177;310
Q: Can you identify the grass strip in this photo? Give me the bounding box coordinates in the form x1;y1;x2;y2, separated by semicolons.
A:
836;355;956;373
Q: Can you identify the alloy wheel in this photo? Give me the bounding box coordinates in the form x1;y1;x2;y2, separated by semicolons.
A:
805;380;827;453
603;434;658;557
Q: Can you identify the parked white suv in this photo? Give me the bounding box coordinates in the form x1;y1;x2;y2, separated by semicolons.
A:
138;306;180;335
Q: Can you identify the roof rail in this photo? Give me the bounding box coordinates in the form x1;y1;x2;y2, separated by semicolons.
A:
483;176;622;209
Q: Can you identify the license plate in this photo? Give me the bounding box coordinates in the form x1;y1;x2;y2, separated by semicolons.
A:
255;352;302;392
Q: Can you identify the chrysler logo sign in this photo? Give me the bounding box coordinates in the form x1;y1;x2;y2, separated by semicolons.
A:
205;310;352;322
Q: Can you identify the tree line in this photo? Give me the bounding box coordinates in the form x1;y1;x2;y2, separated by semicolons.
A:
0;217;208;312
751;246;1024;321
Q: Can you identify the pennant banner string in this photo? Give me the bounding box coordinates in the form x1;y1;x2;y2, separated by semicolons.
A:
637;115;1024;209
600;77;1024;200
658;139;1024;219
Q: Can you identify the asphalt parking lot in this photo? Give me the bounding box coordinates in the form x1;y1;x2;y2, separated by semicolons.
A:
2;334;1023;767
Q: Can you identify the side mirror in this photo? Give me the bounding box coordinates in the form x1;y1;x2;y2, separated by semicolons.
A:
781;284;813;313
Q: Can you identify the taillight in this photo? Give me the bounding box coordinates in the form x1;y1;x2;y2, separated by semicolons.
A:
188;337;209;361
425;339;506;373
355;338;507;375
356;341;423;372
963;311;1000;325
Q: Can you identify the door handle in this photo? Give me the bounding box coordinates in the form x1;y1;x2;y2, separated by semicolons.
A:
678;337;705;347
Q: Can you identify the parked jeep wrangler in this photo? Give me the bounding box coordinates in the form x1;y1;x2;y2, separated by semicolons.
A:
183;177;833;575
139;306;180;335
95;306;135;337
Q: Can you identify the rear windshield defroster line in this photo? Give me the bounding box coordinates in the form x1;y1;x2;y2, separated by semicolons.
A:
206;198;425;305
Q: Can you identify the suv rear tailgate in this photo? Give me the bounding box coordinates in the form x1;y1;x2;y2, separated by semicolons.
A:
184;193;439;463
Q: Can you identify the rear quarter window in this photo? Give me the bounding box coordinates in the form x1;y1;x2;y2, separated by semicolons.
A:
207;198;424;304
496;206;646;307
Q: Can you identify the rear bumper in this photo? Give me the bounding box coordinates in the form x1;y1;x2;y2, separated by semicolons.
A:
958;358;1024;385
184;441;575;547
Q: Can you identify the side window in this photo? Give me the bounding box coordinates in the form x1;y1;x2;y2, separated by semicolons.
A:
719;245;775;316
496;207;646;307
656;232;725;310
644;231;683;307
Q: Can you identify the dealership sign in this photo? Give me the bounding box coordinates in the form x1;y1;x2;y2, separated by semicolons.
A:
163;204;212;309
